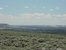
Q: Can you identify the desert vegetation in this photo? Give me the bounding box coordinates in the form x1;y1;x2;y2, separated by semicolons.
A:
0;30;66;50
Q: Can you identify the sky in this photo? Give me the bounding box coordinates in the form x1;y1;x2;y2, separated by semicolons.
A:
0;0;66;25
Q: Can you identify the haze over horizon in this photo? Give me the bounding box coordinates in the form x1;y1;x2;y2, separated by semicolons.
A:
0;0;66;25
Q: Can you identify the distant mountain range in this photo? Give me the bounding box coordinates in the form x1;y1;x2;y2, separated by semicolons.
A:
0;24;66;33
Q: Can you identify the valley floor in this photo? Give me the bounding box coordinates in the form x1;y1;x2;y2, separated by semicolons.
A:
0;31;66;50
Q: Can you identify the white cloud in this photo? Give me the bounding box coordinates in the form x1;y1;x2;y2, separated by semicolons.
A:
50;9;54;11
55;7;60;10
18;13;66;25
63;14;66;17
5;5;9;7
20;13;63;18
42;6;46;9
0;8;3;10
0;13;66;25
24;6;29;8
22;13;44;16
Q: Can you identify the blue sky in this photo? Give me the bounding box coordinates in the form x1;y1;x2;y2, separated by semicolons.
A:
0;0;66;14
0;0;66;25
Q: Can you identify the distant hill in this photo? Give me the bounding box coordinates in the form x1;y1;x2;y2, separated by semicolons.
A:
0;24;66;33
0;24;10;29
